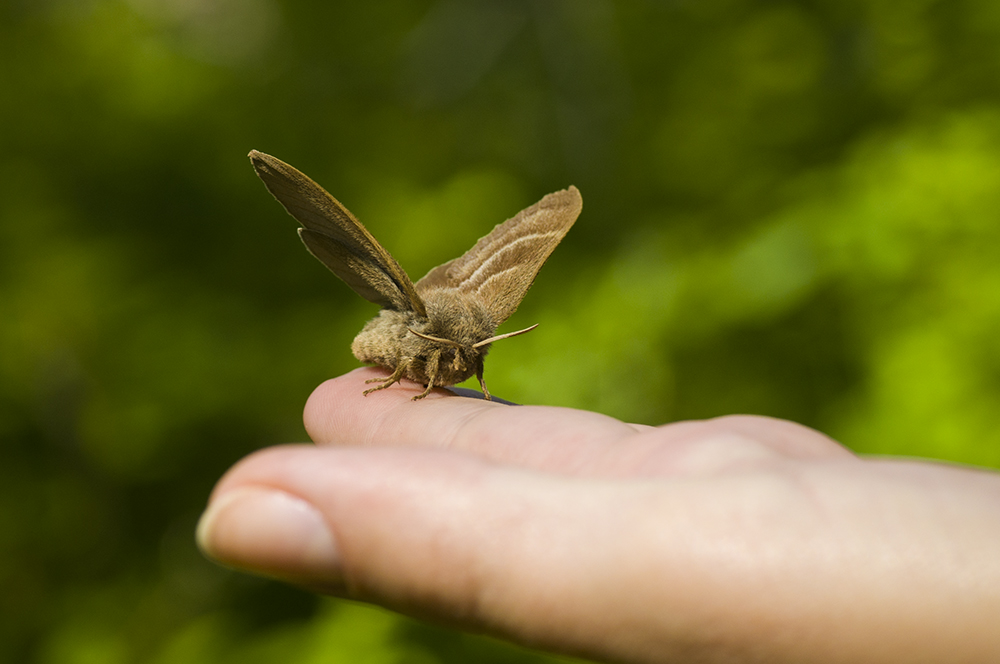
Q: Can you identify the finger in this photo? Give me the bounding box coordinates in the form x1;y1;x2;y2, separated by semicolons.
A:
305;368;643;472
304;370;854;476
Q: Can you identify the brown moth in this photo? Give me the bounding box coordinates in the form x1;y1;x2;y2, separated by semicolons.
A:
248;150;581;400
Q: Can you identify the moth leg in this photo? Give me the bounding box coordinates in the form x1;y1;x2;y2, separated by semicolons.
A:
476;360;492;401
362;362;407;396
413;348;442;400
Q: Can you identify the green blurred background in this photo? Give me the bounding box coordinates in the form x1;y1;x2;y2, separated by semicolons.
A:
4;0;1000;662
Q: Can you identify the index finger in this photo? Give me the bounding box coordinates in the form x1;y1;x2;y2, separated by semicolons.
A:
302;369;853;476
304;368;642;470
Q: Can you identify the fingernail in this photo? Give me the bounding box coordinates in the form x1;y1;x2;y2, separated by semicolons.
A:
196;487;340;582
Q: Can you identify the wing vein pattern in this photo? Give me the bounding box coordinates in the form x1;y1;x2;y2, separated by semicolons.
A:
416;186;581;326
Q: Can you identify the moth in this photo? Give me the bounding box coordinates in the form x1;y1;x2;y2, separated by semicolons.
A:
249;150;581;400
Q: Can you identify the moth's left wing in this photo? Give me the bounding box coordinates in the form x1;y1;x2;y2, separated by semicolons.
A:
416;186;581;325
250;151;426;316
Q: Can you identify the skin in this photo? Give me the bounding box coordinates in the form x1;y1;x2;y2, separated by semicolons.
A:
197;368;1000;664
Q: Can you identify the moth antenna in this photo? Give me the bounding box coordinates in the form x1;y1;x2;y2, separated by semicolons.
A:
407;327;463;348
472;324;539;348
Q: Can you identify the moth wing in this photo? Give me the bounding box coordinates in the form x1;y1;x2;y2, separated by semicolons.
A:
296;229;414;309
416;186;581;325
249;150;426;316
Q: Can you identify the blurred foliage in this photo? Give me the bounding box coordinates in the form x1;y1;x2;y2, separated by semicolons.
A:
3;0;1000;662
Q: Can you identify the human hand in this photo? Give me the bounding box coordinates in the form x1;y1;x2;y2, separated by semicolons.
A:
197;369;1000;664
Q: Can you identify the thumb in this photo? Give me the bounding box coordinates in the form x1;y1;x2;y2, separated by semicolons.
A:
195;444;684;661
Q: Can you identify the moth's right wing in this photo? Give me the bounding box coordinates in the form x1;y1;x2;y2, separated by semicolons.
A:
249;150;426;317
416;186;581;326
